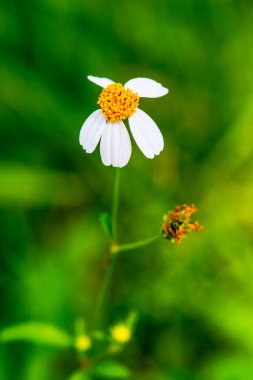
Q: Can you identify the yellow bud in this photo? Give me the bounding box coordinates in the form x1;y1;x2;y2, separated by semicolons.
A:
75;335;91;352
111;324;131;344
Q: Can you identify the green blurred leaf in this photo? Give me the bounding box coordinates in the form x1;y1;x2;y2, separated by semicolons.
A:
0;322;72;348
92;360;130;379
200;355;253;380
100;212;113;238
125;310;139;333
69;370;91;380
0;164;86;207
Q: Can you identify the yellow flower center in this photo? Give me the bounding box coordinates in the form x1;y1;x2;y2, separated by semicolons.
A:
97;83;139;122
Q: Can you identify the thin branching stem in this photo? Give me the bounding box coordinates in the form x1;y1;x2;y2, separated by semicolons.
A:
95;168;120;328
113;234;162;254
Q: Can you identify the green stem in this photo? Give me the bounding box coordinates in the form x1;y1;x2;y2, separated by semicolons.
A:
95;255;117;328
95;168;121;328
114;234;162;254
111;168;120;242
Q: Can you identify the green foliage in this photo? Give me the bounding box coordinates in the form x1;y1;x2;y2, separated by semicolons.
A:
100;212;113;239
68;360;130;380
0;322;72;348
125;310;139;333
92;360;130;379
0;164;85;207
69;371;91;380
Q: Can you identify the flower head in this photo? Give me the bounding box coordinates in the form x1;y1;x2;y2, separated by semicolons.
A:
110;324;131;344
75;335;92;352
80;76;169;168
162;204;203;245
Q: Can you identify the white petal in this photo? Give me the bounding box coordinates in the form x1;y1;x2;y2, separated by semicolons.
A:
87;75;114;88
128;109;164;159
79;109;106;153
124;78;169;98
100;121;132;168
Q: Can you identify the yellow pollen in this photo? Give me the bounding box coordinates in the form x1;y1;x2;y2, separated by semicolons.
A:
98;83;139;122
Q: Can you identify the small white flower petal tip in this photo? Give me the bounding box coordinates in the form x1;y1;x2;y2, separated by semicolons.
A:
80;75;169;167
124;78;169;98
87;75;114;88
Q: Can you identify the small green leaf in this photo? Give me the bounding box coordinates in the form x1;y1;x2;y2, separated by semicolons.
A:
100;212;113;238
0;322;72;348
125;310;139;332
93;360;130;379
68;370;91;380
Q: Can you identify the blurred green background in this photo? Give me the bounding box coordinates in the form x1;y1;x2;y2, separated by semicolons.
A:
1;0;253;379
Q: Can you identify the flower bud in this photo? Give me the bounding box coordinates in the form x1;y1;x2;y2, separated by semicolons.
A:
75;335;92;352
110;324;131;344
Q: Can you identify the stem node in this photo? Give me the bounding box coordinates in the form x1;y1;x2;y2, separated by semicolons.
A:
110;243;119;255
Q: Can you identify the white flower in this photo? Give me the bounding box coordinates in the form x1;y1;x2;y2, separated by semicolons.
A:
79;75;169;168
